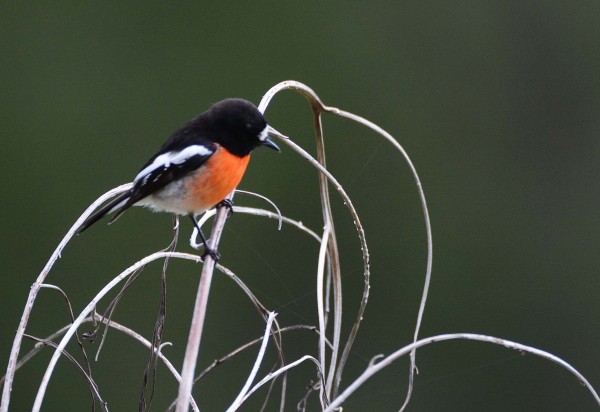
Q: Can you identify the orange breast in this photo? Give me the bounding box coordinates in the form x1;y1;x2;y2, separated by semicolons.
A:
183;147;251;212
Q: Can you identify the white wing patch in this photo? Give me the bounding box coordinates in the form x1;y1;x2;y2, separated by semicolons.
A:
134;145;213;184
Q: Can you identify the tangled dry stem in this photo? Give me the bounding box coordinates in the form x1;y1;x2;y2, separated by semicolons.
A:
3;81;598;412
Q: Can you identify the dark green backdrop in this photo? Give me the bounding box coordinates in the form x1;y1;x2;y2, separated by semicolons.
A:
2;2;599;411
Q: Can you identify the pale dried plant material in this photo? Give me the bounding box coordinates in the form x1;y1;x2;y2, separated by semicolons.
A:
2;81;599;412
32;251;204;412
1;182;132;412
324;333;600;411
174;198;230;412
259;81;432;402
225;311;277;411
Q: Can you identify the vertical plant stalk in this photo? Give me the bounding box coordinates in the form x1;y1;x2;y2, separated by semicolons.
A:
175;198;232;412
270;134;369;401
261;82;373;399
261;81;433;403
259;83;345;400
311;110;343;398
316;226;332;403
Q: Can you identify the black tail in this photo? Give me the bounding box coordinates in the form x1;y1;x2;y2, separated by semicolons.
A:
77;191;133;234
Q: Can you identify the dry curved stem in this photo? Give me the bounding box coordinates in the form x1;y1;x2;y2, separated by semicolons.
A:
329;107;432;409
1;323;76;388
267;126;370;398
140;215;180;412
24;243;287;411
311;110;343;399
92;266;144;361
261;83;346;399
97;315;200;411
316;225;332;404
235;355;327;410
32;251;203;412
215;259;288;381
324;333;600;411
261;80;433;403
1;183;132;412
178;93;344;408
185;192;336;411
226;312;277;412
185;218;292;412
193;202;328;408
200;325;331;382
39;284;96;407
215;257;289;410
39;284;93;379
233;207;322;242
3;315;199;412
23;334;108;411
191;191;284;246
297;378;321;412
193;206;321;246
234;189;283;230
165;324;328;412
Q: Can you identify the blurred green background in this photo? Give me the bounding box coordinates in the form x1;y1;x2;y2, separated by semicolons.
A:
2;2;599;411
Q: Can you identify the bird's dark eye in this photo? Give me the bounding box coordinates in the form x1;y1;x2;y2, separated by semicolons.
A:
245;122;252;129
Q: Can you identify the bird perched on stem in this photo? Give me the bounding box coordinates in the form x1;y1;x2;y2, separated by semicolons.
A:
77;98;280;260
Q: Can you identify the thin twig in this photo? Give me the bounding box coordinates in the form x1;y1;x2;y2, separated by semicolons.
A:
2;315;200;412
260;82;371;399
262;81;434;403
324;333;600;411
234;190;283;230
1;183;132;412
39;284;95;407
226;312;277;411
233;207;321;241
235;355;327;410
267;126;371;398
330;108;433;409
93;266;145;361
200;325;330;382
216;264;288;410
23;334;108;412
165;325;326;412
140;215;179;412
316;226;331;404
310;110;343;399
100;315;199;412
32;251;203;412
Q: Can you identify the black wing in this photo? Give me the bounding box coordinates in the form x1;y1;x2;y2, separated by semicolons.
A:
78;115;217;232
126;143;216;207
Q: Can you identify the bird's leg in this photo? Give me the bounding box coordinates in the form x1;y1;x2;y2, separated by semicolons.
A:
215;198;234;218
188;214;221;261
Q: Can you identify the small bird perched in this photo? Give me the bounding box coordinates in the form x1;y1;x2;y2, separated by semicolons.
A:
77;98;280;260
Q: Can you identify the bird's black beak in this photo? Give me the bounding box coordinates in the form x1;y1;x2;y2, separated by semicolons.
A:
261;126;281;152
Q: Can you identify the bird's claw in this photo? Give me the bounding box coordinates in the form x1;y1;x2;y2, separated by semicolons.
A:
216;199;234;218
201;247;221;262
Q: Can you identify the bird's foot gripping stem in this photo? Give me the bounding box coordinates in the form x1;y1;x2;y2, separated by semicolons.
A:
215;198;234;218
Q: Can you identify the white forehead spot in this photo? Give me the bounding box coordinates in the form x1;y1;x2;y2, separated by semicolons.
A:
134;145;213;183
258;126;269;141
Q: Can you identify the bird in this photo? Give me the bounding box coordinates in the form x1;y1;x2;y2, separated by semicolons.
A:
77;98;280;260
